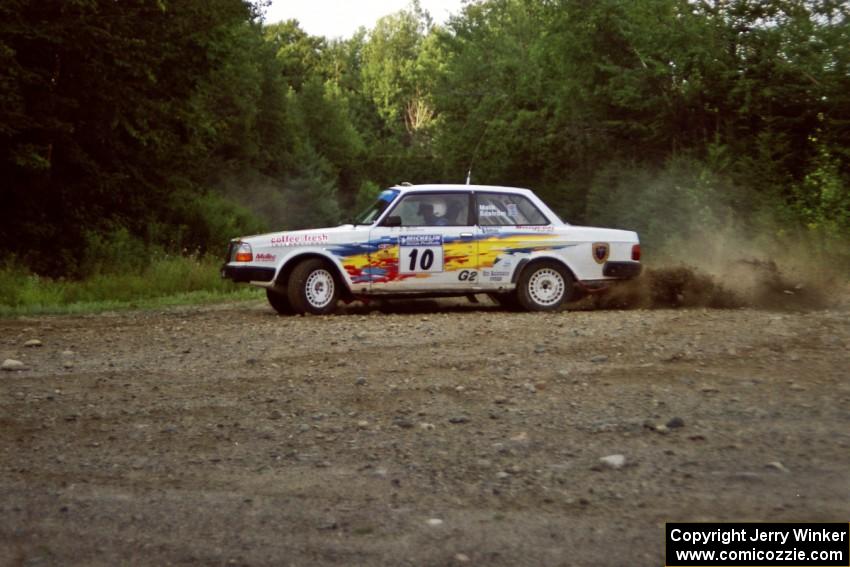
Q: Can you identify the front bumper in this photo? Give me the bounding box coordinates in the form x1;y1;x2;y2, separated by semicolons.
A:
603;261;642;279
221;265;276;283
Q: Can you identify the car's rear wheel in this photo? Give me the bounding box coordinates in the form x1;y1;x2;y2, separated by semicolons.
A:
266;288;294;315
287;259;340;315
516;261;573;311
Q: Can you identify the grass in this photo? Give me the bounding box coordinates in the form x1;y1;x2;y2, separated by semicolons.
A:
0;255;263;317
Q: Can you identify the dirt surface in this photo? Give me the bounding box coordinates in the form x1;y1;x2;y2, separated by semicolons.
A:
1;297;849;566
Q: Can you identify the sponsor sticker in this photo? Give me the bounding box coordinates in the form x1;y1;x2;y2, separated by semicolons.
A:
399;234;442;246
270;233;329;247
255;253;276;262
479;204;502;217
516;225;554;232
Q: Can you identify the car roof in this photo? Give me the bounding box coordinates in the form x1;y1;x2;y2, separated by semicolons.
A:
389;184;534;195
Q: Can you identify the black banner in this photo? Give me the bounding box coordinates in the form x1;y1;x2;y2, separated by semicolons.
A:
666;523;849;566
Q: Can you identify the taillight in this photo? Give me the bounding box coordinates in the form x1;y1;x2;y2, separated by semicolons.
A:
233;242;253;262
631;244;641;261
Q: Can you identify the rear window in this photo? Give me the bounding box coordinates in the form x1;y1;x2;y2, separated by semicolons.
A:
476;192;549;226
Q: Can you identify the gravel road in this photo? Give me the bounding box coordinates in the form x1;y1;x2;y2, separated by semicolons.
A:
1;298;848;566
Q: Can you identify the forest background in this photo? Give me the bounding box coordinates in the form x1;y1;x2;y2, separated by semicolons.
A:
1;0;848;310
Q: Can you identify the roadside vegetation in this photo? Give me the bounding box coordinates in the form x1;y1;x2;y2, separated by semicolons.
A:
1;0;848;315
0;255;260;316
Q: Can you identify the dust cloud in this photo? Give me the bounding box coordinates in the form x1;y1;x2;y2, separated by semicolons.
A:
590;229;845;311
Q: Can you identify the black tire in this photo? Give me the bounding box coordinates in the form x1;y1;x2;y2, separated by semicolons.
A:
516;261;574;311
287;259;340;315
487;292;522;311
266;288;294;315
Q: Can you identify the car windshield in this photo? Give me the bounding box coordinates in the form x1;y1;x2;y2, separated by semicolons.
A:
353;189;400;225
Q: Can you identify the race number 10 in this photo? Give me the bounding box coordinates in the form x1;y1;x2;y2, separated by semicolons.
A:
400;246;443;273
399;235;444;274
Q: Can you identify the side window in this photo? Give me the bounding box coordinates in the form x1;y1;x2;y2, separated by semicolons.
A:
476;192;549;226
387;193;470;227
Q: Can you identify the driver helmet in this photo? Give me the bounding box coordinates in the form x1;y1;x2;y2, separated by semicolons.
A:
431;199;447;219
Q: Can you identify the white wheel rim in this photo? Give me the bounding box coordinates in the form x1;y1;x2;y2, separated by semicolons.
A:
305;269;335;308
528;268;565;306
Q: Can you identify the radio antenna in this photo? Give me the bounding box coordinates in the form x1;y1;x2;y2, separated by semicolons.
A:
463;94;509;186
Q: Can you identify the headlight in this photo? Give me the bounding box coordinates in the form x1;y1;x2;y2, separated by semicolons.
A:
231;242;253;262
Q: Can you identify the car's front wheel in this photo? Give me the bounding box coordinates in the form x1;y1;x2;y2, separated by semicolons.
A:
516;261;573;311
287;259;340;315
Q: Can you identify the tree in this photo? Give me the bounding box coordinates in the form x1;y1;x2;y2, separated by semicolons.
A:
361;2;435;138
0;0;262;274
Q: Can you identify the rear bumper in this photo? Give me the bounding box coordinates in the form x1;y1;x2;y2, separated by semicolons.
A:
603;261;642;279
221;265;275;283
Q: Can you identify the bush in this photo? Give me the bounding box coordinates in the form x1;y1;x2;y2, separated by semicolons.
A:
790;144;850;242
585;157;741;251
162;191;268;256
80;227;151;276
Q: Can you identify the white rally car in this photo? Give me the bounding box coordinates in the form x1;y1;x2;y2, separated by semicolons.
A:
222;184;642;314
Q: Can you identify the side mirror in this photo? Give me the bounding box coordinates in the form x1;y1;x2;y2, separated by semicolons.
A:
382;215;402;227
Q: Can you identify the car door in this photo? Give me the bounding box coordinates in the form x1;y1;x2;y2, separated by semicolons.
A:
475;191;559;287
368;191;478;292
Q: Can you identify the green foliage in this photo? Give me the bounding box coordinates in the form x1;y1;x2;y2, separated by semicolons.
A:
264;20;325;89
792;142;850;239
354;180;382;214
164;191;268;256
0;0;262;276
585;157;741;251
0;255;258;315
279;158;343;229
291;77;365;194
80;228;150;276
361;2;434;133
